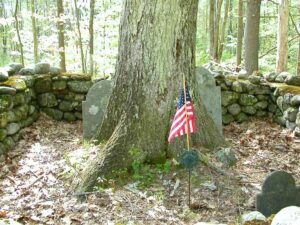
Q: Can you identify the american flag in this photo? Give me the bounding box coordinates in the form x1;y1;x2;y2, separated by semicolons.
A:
168;84;197;143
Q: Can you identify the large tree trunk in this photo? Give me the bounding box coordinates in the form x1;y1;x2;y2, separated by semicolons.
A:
244;0;261;75
31;0;39;63
236;0;244;71
276;0;289;73
76;0;226;193
57;0;66;72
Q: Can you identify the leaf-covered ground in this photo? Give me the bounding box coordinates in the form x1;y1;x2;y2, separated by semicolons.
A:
0;114;299;224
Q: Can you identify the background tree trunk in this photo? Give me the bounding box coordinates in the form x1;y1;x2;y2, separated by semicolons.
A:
14;0;24;66
276;0;289;73
74;0;85;73
209;0;215;59
76;0;226;193
236;0;243;71
31;0;39;63
57;0;66;72
212;0;223;61
218;0;230;61
89;0;95;75
244;0;261;75
297;33;300;76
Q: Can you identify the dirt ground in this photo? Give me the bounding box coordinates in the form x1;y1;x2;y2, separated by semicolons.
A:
0;114;299;225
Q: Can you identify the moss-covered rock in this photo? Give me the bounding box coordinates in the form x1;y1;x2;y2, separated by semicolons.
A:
254;101;268;110
8;62;23;74
52;80;67;91
256;110;268;117
257;95;269;101
20;75;35;87
42;108;63;120
239;94;258;106
273;116;286;126
49;66;61;75
63;112;76;121
14;105;29;120
227;103;241;116
223;113;234;125
20;117;34;128
34;76;52;93
8;111;19;122
222;106;227;115
34;62;50;74
3;136;15;150
13;93;25;106
0;128;7;141
6;123;21;135
29;105;36;115
59;100;73;111
1;77;27;91
283;107;299;122
221;91;240;106
235;112;248;123
38;93;58;107
74;94;85;101
74;112;82;120
0;86;16;95
291;95;300;107
19;67;35;75
0;112;8;128
231;81;245;93
0;95;13;111
242;106;257;115
268;103;277;113
0;142;7;155
64;92;76;100
67;81;93;93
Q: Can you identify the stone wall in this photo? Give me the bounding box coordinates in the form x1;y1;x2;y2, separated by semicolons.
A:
215;73;300;137
0;62;92;156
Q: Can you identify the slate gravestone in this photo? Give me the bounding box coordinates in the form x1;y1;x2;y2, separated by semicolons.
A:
256;171;300;217
82;80;113;139
195;67;223;134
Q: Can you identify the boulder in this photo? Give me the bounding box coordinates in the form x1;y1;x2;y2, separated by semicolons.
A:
222;113;234;125
3;77;27;91
235;112;248;123
74;112;82;120
291;95;300;107
34;76;52;93
232;81;245;93
239;94;258;106
67;81;93;93
6;123;21;135
3;137;15;150
13;93;25;106
64;112;76;121
0;95;13;112
0;86;16;95
59;100;74;112
275;72;292;83
283;107;299;122
216;147;237;167
255;101;269;110
273;116;286;126
20;75;35;87
264;72;278;82
52;80;67;91
0;68;9;81
19;67;35;75
256;110;268;117
285;76;300;86
42;108;63;120
0;128;7;141
271;206;300;225
221;91;240;106
227;103;241;116
34;62;50;74
49;66;61;75
241;211;266;224
248;75;262;84
242;106;257;115
8;62;23;74
38;93;58;108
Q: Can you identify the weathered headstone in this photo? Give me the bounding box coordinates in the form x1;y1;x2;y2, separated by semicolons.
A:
256;171;300;217
82;80;113;139
195;67;223;134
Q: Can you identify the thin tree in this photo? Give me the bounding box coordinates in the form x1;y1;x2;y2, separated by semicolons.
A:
57;0;66;72
14;0;24;66
218;0;230;60
244;0;261;75
74;0;85;73
212;0;223;61
31;0;39;63
297;22;300;76
76;0;226;193
89;0;95;75
276;0;289;73
236;0;244;71
209;0;215;59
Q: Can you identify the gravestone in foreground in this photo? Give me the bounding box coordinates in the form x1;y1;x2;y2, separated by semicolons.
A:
256;170;300;217
195;67;223;134
82;80;113;139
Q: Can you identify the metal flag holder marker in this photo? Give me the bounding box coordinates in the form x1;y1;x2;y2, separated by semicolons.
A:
179;75;200;208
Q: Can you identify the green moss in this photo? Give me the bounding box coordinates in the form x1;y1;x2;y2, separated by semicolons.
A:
274;83;300;95
1;76;27;91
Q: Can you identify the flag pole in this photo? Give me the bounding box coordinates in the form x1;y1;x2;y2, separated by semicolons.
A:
183;74;191;208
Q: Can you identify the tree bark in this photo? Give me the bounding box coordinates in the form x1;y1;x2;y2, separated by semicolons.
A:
74;0;85;73
218;0;230;61
297;32;300;76
276;0;289;73
244;0;261;75
31;0;39;63
89;0;95;75
209;0;215;59
236;0;244;71
57;0;66;72
14;0;24;66
212;0;223;61
76;0;226;193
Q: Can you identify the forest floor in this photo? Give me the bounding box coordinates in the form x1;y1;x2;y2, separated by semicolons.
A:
0;114;299;225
